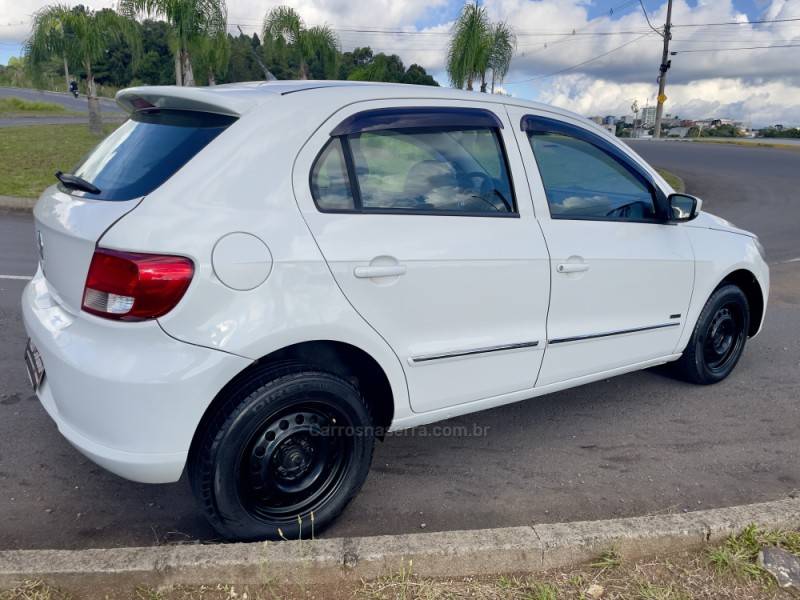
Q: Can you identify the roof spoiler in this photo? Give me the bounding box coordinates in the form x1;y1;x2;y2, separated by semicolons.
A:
116;86;260;117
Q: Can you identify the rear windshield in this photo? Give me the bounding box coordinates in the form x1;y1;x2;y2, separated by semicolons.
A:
65;109;237;201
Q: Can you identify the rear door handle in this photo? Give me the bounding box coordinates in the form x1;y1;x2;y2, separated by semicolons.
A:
353;265;407;279
557;263;589;273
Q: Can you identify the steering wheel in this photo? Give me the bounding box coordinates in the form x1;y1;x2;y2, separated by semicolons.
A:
462;171;512;212
606;200;651;219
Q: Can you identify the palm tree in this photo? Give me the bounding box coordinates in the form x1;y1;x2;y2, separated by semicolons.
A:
25;4;140;135
446;2;490;91
120;0;227;86
486;22;516;93
446;3;516;93
194;30;230;85
263;6;339;80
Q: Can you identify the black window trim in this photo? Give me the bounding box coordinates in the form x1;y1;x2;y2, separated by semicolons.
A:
521;115;669;224
309;109;520;218
331;106;504;136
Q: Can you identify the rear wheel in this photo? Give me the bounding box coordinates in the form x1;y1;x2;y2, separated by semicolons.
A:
189;366;374;541
672;284;750;384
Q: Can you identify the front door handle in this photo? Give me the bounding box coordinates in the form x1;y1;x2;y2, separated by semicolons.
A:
354;265;407;279
556;263;589;274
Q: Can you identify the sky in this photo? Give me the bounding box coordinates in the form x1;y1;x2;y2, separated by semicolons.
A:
1;0;799;126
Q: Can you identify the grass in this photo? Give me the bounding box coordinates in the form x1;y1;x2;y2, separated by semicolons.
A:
0;123;115;198
708;523;800;583
3;527;797;599
685;138;800;153
0;97;79;117
655;168;685;193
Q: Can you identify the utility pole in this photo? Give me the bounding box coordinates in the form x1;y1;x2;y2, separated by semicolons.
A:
653;0;673;139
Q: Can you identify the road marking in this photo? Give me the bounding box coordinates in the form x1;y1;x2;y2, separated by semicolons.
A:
0;274;32;280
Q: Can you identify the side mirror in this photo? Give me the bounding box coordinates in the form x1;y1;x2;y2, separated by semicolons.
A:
668;193;701;222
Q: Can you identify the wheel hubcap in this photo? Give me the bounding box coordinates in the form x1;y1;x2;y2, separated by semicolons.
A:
703;303;744;373
237;402;353;523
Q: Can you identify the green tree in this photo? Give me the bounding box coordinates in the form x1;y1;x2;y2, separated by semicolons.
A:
262;5;339;80
120;0;227;86
446;2;489;91
485;22;515;92
403;63;438;86
25;4;140;134
338;46;373;79
193;30;230;85
347;53;405;82
133;20;176;85
447;2;516;92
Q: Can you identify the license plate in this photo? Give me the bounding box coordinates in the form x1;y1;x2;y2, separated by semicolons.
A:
24;338;45;391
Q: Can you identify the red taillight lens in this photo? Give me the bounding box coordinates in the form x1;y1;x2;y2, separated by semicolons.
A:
82;248;194;321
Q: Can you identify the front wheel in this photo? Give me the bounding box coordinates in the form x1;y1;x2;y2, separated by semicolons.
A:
672;284;750;384
189;368;374;541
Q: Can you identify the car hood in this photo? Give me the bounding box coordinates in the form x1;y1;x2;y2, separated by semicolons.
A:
687;210;756;239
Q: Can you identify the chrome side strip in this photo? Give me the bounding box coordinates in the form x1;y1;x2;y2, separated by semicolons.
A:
409;341;540;364
548;322;680;345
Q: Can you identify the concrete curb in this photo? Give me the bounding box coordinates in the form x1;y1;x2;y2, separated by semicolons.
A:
1;497;798;594
0;196;36;211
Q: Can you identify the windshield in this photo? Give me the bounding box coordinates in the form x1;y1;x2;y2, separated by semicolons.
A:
67;109;236;201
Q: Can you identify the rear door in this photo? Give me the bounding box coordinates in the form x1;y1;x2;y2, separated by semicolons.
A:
293;100;550;413
33;109;236;313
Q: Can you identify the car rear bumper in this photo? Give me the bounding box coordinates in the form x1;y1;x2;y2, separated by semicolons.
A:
21;269;251;483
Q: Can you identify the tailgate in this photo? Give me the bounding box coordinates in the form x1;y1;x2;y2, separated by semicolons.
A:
33;187;139;312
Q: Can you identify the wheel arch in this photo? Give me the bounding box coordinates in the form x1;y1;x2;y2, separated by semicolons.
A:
715;268;765;337
189;340;396;459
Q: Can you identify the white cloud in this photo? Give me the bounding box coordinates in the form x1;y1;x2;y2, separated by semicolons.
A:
1;0;798;125
539;74;800;127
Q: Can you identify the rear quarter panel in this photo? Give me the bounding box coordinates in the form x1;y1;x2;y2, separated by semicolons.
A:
99;92;412;421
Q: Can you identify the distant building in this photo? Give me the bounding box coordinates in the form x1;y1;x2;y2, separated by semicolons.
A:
641;106;657;127
603;115;617;125
666;127;691;138
589;116;604;125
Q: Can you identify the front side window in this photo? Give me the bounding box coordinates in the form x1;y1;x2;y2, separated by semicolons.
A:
310;118;516;216
527;130;656;221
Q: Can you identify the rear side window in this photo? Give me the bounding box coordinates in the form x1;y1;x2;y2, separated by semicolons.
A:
310;108;516;216
310;138;354;211
67;109;236;201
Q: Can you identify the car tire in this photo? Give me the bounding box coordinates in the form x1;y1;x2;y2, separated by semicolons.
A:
188;363;374;541
672;284;750;385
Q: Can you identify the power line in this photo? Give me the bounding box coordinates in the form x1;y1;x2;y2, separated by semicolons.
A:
672;16;800;28
638;0;664;36
505;33;653;85
673;43;800;53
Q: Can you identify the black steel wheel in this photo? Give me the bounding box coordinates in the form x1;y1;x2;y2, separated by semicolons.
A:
189;365;374;541
672;284;750;384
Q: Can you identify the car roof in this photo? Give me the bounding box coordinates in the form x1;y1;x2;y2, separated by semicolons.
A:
116;79;589;126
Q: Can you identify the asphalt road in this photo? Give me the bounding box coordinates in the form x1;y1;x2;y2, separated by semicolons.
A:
0;87;122;113
1;142;798;550
0;87;124;128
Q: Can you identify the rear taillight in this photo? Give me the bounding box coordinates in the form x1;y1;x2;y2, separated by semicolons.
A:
82;248;194;321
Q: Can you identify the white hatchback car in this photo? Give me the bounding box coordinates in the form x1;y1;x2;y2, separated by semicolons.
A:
23;81;768;541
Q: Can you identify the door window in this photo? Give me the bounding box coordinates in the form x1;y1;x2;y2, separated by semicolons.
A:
310;109;516;216
527;128;657;221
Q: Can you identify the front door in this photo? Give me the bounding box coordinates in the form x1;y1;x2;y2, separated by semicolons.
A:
508;108;694;387
293;100;550;413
